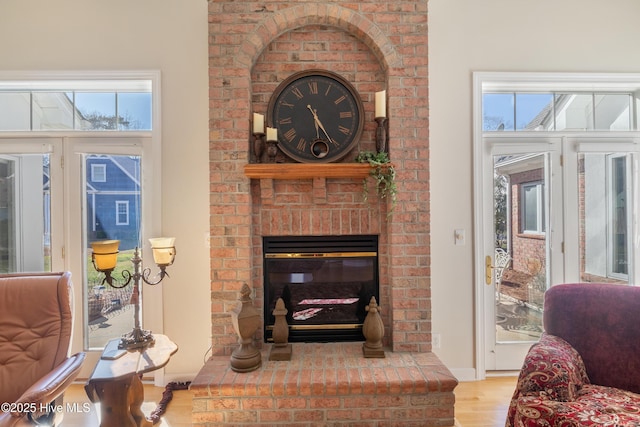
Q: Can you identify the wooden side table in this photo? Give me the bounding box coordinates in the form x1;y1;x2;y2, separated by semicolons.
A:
85;334;178;427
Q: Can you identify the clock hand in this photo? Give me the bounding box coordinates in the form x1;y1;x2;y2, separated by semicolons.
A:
312;111;320;139
307;105;337;146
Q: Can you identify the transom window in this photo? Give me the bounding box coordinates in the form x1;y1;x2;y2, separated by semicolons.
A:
483;91;637;132
0;80;152;131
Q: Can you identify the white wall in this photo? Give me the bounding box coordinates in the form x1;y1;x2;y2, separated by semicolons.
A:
0;0;210;380
429;0;640;379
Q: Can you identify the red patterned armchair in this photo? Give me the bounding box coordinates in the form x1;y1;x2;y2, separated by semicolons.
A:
507;283;640;426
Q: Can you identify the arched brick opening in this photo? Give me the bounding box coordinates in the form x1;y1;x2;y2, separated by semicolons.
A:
239;4;401;71
195;3;454;425
208;1;430;356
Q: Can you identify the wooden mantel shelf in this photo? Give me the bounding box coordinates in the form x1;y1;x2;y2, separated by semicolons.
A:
243;163;372;180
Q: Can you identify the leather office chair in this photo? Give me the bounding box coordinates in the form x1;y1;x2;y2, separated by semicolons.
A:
0;272;86;427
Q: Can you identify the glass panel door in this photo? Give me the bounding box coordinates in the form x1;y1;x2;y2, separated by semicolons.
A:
494;153;547;345
579;152;633;284
84;154;142;349
483;137;563;371
0;153;51;273
65;137;160;378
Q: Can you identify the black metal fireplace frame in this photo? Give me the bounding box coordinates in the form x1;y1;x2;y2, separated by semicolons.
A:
263;235;379;343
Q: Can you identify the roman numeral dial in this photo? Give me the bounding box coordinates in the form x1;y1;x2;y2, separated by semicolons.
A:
267;70;364;163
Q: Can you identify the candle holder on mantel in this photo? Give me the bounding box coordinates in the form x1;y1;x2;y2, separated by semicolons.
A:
265;126;279;163
375;117;388;154
253;132;265;163
252;112;266;163
374;90;388;154
265;139;278;163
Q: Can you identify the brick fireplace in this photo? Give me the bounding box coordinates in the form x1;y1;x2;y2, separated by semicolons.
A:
191;1;458;425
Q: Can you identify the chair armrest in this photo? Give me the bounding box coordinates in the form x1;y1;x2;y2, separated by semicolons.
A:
10;353;86;418
515;334;589;402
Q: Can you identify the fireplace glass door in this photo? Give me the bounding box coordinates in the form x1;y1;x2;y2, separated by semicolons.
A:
263;235;379;342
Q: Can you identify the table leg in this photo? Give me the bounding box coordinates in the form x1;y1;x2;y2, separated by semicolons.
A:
87;374;152;427
129;374;152;427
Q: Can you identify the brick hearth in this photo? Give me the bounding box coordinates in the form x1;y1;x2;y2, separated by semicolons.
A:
191;343;457;426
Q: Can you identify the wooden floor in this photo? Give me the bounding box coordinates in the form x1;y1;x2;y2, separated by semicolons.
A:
454;376;517;427
62;382;193;427
60;376;517;426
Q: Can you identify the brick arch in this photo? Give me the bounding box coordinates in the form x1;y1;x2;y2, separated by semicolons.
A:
238;3;401;71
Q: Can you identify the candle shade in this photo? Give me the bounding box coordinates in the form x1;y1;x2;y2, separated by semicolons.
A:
91;240;120;271
149;237;176;266
375;90;386;118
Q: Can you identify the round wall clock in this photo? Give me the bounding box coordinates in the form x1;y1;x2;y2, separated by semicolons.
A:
267;69;364;163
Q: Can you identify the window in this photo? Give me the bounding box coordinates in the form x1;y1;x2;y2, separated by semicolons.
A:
0;80;152;131
483;91;635;132
115;201;130;226
521;182;545;234
91;164;106;182
0;72;160;356
608;155;628;277
478;72;640;288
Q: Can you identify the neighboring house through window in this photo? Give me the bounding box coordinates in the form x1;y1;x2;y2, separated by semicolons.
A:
521;181;545;234
91;164;106;182
115;200;129;225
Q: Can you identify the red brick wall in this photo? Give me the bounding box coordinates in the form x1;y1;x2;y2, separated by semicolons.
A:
209;1;429;355
251;25;381;160
509;169;546;274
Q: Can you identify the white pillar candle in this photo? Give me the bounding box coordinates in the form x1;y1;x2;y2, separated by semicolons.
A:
375;90;386;118
266;127;278;141
253;113;264;134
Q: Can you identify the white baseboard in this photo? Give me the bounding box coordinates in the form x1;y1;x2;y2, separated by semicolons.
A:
449;368;477;382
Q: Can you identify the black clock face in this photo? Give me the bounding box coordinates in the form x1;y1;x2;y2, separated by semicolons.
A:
268;70;364;163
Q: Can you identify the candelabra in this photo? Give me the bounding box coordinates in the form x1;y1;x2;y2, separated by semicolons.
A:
91;237;176;350
374;89;388;154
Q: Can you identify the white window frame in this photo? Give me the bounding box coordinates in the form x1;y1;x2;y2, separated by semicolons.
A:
0;69;163;381
115;200;130;226
474;71;640;379
91;163;106;182
521;181;545;234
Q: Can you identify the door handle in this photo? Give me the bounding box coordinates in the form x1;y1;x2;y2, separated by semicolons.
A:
485;255;493;285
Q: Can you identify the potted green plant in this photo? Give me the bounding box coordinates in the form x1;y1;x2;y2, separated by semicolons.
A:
355;151;397;216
